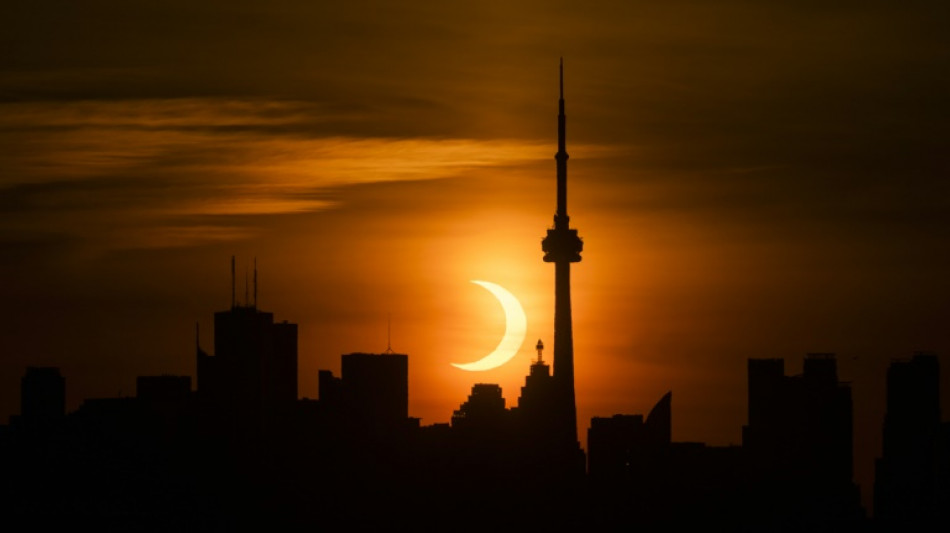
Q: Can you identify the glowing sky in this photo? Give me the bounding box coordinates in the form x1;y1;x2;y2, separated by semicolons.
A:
2;1;949;507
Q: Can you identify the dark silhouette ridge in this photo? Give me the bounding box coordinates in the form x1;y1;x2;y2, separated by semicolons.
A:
2;64;948;532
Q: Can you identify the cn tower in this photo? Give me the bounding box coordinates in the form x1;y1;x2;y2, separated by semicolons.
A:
541;59;584;458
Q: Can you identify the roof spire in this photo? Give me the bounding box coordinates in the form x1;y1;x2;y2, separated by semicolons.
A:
230;255;236;309
385;313;394;354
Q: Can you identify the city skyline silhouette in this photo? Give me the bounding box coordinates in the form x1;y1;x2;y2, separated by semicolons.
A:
2;2;950;529
3;270;947;529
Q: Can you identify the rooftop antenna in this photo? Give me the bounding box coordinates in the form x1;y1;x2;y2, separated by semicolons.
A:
244;264;249;308
535;339;544;363
230;256;236;309
195;322;200;349
385;313;394;354
253;257;258;308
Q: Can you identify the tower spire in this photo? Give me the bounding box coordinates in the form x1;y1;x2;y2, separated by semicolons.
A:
555;58;569;226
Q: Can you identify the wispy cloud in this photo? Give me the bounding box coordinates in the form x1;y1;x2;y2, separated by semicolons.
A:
0;98;617;250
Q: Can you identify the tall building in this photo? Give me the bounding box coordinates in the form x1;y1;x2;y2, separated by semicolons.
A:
452;383;508;431
874;352;944;528
515;340;556;422
196;258;297;430
587;392;671;482
742;353;862;524
18;366;65;430
340;352;409;428
316;351;410;435
540;59;585;471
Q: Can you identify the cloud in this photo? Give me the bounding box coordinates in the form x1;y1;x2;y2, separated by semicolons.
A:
0;98;621;251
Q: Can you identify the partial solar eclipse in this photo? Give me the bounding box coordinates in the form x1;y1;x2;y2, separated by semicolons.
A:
451;280;528;371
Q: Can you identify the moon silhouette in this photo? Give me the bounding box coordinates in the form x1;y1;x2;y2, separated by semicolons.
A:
451;280;528;371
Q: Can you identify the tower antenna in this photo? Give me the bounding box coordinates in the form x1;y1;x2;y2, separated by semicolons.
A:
244;264;248;308
560;57;564;99
230;256;236;309
253;257;258;308
385;313;394;354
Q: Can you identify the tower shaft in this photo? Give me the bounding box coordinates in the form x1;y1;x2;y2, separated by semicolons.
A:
554;261;578;440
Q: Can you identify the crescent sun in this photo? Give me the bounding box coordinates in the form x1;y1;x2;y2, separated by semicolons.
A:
452;280;528;371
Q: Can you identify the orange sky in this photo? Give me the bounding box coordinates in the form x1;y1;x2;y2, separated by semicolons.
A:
2;1;950;509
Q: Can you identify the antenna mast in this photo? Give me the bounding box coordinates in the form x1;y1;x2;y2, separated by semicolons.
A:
230;256;236;309
385;313;394;354
253;257;258;308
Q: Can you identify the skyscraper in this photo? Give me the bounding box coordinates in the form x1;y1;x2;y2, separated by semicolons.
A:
18;366;65;431
541;59;585;472
196;258;297;432
874;352;943;528
340;351;409;429
742;353;862;525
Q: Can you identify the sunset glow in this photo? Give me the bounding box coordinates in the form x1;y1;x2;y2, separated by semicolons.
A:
2;2;949;518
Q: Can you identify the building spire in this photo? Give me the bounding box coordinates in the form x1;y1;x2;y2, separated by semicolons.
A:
385;312;394;354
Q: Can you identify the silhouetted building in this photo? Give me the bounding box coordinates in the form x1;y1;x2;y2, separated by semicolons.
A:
16;367;65;431
317;369;343;410
588;392;671;482
315;350;412;455
874;352;946;529
585;392;749;529
742;353;863;527
452;383;508;431
196;261;297;433
540;59;585;476
512;340;557;440
341;352;408;424
137;375;191;404
136;375;191;437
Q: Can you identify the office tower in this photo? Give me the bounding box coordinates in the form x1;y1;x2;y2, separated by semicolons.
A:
874;352;943;527
196;258;297;429
743;353;861;524
19;366;65;430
